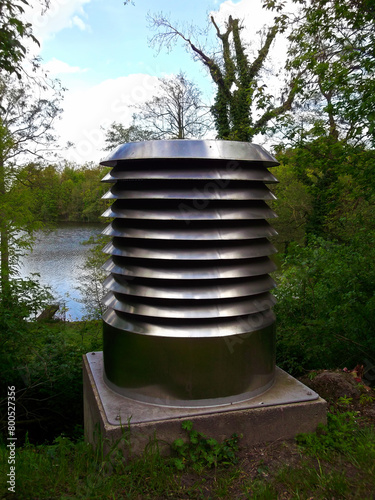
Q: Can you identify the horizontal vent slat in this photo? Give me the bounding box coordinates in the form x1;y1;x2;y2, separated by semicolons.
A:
101;220;278;240
102;238;277;260
103;291;276;318
102;183;276;201
102;307;276;338
102;256;277;279
103;274;276;299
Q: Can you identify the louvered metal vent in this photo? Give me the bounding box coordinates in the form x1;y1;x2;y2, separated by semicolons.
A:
100;140;279;407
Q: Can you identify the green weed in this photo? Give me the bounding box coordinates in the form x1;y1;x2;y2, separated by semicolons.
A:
296;410;361;456
359;392;375;405
212;468;241;497
171;420;241;471
307;370;318;381
337;395;353;407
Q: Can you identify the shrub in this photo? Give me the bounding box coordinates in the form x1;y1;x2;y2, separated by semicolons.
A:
275;232;375;375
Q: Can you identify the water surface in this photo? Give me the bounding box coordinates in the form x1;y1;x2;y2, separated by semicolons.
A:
19;223;104;320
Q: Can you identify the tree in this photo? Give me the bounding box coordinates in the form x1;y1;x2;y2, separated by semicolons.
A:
0;0;49;78
284;0;375;146
277;139;375;239
103;122;157;151
133;71;213;139
0;74;63;297
57;163;109;222
149;13;301;141
271;0;375;238
270;161;312;252
76;234;109;320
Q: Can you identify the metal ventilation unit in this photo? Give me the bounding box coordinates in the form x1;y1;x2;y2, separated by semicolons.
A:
100;140;279;407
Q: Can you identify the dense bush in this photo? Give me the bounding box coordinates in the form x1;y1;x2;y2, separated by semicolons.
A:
0;316;102;443
275;232;375;375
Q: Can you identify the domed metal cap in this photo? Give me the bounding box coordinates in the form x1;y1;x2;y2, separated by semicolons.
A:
100;139;279;167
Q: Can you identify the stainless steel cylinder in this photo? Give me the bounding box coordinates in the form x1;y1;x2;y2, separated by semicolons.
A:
100;140;278;407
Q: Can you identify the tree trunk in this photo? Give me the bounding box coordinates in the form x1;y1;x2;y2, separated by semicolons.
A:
0;157;10;297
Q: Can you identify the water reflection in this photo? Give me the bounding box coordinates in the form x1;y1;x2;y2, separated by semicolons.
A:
18;223;104;320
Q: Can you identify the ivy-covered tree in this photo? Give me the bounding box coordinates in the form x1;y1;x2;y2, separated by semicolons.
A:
149;13;301;141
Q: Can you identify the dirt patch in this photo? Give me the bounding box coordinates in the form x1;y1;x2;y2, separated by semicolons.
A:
299;370;362;401
298;369;375;426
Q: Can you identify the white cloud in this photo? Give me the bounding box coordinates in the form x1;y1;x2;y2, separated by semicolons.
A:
55;73;161;164
43;57;88;75
28;0;92;44
212;0;269;28
211;0;285;55
210;0;294;96
71;15;88;31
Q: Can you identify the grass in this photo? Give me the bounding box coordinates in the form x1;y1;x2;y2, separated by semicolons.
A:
0;433;181;499
1;407;375;499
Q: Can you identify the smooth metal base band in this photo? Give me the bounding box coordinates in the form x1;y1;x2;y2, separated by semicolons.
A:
103;320;275;407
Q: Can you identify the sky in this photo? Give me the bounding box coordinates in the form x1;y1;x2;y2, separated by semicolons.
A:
24;0;289;165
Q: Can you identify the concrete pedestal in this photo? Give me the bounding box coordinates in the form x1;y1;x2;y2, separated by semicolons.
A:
83;352;326;456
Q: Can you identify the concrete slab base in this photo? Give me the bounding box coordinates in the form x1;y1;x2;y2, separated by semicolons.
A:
83;352;327;456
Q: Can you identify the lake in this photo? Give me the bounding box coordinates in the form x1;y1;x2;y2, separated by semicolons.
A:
18;222;104;320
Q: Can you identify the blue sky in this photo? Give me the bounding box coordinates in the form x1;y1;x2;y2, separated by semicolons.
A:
25;0;287;164
38;0;219;87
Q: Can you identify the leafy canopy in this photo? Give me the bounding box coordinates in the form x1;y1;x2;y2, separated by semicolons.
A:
0;1;49;78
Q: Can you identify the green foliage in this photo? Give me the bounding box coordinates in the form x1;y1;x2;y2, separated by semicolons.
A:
149;13;296;142
0;73;63;307
76;233;109;320
0;0;47;78
0;320;102;442
275;140;375;240
273;459;351;499
0;432;180;499
307;370;318;381
275;233;375;374
172;420;240;471
208;15;296;141
1;408;375;499
296;410;372;457
359;393;375;406
337;396;353;408
12;162;110;223
286;0;375;146
0;278;54;410
243;479;278;500
270;161;312;252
